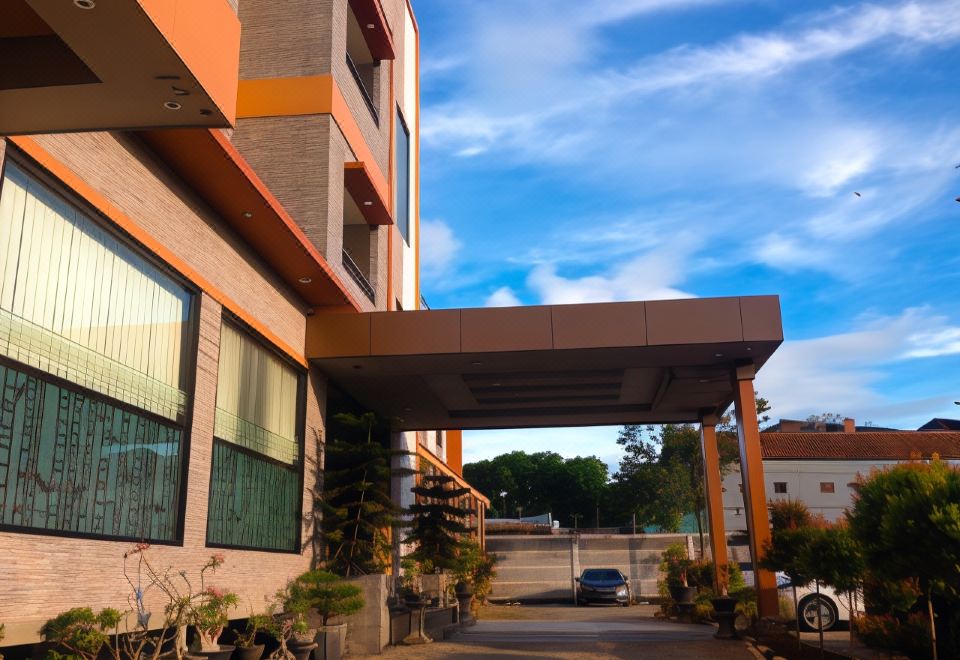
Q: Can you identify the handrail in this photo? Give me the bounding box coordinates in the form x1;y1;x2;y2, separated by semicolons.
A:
345;52;380;125
341;248;376;302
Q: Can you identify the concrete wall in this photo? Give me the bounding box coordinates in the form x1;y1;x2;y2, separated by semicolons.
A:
343;574;390;656
487;534;701;602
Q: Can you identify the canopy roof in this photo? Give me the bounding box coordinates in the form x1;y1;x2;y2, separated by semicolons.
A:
307;296;782;431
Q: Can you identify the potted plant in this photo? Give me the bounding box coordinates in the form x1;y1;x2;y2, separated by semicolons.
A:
186;555;239;660
661;543;697;605
233;613;271;660
292;570;364;660
277;578;317;660
450;538;499;623
40;607;123;660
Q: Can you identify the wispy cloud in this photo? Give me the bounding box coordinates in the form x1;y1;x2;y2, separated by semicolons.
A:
757;307;960;421
420;219;462;277
485;286;522;307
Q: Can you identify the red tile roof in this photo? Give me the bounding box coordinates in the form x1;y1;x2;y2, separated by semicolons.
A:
760;432;960;460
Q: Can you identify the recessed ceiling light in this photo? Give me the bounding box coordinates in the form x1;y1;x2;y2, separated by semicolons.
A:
74;0;96;8
714;353;724;358
699;379;709;384
242;211;253;219
403;407;412;412
492;383;502;387
352;365;363;370
163;101;182;111
298;277;312;284
363;201;374;206
746;347;752;352
366;23;376;29
199;109;213;116
471;361;483;366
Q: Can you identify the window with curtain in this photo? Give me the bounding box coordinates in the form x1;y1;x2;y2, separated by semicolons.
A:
0;162;192;422
0;160;192;542
209;322;301;551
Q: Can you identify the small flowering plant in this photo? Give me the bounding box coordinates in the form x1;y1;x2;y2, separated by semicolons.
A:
189;554;239;652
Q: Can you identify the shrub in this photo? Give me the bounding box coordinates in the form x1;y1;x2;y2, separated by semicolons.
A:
288;570;365;627
659;543;692;588
450;538;499;604
855;613;931;658
41;607;123;660
234;612;273;649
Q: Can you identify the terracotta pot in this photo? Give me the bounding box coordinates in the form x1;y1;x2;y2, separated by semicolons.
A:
234;644;265;660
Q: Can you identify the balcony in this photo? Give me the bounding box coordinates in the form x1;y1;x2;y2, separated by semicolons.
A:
0;0;240;134
342;248;375;303
345;52;379;125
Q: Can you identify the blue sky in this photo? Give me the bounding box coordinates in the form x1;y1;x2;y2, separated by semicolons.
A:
411;0;960;471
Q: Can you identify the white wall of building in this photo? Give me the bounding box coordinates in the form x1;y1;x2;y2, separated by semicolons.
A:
721;458;959;531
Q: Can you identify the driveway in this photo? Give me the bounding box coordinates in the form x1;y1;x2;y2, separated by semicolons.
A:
351;604;757;659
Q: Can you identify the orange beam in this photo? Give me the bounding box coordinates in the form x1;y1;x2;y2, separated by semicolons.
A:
416;443;490;506
732;362;777;617
9;135;308;368
700;417;729;595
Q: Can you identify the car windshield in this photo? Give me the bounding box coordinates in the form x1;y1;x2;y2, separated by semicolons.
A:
582;569;622;581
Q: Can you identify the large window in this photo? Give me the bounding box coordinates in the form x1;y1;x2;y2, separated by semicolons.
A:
208;322;302;551
395;108;410;243
0;160;193;542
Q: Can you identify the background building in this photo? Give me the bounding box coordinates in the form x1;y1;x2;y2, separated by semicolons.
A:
723;419;960;529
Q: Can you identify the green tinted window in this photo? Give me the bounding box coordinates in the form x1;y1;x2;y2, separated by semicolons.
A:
0;362;183;541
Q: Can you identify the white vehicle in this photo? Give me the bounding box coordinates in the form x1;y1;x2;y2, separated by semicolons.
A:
777;574;855;632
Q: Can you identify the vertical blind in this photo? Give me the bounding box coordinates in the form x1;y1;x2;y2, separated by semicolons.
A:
214;323;299;464
0;163;191;422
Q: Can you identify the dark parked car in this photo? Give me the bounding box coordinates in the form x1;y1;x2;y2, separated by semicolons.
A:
575;568;631;606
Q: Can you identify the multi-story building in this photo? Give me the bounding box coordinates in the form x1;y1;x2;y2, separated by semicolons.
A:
722;421;960;529
0;0;791;632
0;0;488;646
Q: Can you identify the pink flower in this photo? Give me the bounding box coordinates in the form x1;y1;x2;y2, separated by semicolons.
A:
206;586;225;599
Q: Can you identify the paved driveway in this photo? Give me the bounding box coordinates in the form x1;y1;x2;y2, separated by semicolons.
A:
352;604;757;659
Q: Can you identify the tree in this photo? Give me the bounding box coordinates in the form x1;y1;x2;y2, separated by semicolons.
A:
463;451;610;527
848;460;960;660
800;522;865;651
321;412;408;575
404;474;472;571
760;499;818;650
612;391;768;549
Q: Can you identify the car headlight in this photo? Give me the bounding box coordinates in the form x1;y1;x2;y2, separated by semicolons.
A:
616;587;627;596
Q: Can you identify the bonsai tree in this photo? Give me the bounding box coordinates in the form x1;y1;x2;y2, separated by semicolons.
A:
848;460;960;660
234;612;272;649
41;607;123;660
320;412;409;576
660;542;693;588
291;570;364;627
404;474;472;572
187;555;239;652
450;537;498;604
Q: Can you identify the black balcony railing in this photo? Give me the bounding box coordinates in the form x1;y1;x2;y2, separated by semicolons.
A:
345;52;379;125
342;248;375;303
420;295;430;310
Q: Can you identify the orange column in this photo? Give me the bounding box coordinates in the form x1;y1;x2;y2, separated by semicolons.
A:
700;416;729;595
732;361;777;617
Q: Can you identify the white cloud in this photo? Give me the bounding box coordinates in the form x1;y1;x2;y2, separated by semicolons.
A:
420;219;462;278
485;286;522;307
757;307;960;422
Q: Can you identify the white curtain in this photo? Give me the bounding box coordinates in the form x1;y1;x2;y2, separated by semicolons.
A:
215;323;299;464
0;163;191;420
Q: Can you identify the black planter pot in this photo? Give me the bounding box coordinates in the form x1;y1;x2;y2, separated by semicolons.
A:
287;639;318;660
190;645;236;660
234;644;265;660
668;585;698;604
711;597;739;640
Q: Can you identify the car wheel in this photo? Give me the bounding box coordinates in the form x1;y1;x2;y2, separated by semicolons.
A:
798;594;838;632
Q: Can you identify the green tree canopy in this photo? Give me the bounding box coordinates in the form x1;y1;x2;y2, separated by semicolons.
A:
463;451;610;526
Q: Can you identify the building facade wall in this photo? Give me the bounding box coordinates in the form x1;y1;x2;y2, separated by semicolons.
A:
0;135;323;644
